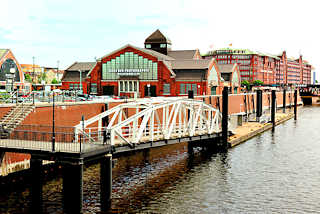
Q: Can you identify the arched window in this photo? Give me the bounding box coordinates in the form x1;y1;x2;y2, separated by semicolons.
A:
0;59;20;81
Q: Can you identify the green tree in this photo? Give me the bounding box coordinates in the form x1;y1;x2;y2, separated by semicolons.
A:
51;78;59;84
24;74;32;82
253;80;264;86
241;80;251;91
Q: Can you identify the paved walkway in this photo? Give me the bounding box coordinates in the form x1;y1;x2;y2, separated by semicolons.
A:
229;112;293;147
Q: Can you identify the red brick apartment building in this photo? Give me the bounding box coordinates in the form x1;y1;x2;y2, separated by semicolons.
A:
62;30;241;97
203;48;312;86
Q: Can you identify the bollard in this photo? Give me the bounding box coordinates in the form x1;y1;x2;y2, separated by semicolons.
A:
294;89;297;120
271;90;276;129
221;87;229;150
283;89;286;113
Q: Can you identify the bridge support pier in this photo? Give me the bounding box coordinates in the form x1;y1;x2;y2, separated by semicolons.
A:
187;141;194;155
100;154;112;212
62;159;84;214
30;157;43;213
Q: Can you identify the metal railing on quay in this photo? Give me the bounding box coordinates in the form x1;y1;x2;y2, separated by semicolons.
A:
0;126;110;153
0;90;91;104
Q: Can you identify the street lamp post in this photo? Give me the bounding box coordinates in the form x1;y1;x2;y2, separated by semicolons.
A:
78;70;83;95
9;68;15;103
147;84;150;97
52;92;55;152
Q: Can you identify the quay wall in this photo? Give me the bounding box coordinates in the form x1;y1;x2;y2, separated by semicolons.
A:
22;103;106;127
198;91;301;114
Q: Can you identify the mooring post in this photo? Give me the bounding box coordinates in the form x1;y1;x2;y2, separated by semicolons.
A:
271;90;276;129
294;89;297;120
187;90;194;154
30;157;43;213
221;87;229;150
80;115;84;153
103;104;109;144
101;154;112;212
62;159;84;214
256;90;262;121
283;89;286;113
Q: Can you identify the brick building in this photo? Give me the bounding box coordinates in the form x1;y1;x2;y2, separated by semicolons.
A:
61;62;96;94
0;49;31;92
203;48;312;86
80;30;240;97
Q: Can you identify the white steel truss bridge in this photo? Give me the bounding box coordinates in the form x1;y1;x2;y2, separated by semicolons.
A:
74;98;223;150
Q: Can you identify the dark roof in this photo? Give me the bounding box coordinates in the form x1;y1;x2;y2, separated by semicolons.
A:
145;29;172;44
168;50;198;60
62;70;88;82
174;70;204;81
141;47;174;61
217;64;234;73
171;59;211;69
65;62;96;71
0;49;9;60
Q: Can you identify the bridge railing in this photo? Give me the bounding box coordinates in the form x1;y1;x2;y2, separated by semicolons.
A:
75;99;222;147
0;124;110;153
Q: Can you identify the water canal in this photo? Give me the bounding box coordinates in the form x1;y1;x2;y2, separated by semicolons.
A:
1;105;320;213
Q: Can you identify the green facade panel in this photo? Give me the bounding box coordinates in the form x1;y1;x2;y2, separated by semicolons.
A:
102;51;158;80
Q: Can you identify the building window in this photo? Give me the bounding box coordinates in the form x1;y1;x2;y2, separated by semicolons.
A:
146;44;151;48
192;84;197;95
160;44;166;48
211;86;216;95
91;83;97;94
180;83;198;95
102;51;157;80
163;83;170;95
180;83;185;94
119;80;139;93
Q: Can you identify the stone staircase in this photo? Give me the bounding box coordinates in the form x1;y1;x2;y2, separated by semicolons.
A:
0;103;35;138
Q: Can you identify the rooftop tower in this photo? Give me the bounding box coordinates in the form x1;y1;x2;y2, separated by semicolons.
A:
144;29;172;55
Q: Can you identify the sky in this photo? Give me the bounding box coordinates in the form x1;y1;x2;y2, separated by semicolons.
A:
1;0;319;80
